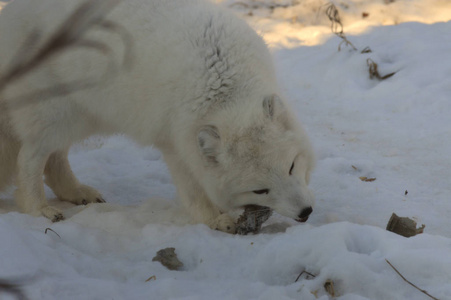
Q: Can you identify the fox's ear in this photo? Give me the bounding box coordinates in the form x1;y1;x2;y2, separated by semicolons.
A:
263;94;291;129
263;94;283;120
198;125;221;165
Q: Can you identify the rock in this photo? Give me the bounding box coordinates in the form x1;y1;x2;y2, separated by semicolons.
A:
152;247;183;270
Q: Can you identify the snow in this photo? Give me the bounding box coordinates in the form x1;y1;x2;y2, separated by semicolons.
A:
1;0;451;299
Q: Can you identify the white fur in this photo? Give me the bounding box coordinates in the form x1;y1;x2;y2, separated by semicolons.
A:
0;0;314;232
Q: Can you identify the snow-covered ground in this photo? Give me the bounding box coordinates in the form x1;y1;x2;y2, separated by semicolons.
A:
1;0;451;299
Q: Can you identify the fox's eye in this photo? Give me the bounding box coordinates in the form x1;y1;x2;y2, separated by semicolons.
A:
253;189;269;195
289;162;295;175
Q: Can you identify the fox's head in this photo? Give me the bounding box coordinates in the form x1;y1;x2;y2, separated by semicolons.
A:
197;94;315;222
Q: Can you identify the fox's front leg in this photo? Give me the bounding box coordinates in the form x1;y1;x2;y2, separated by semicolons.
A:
164;154;236;233
15;144;64;222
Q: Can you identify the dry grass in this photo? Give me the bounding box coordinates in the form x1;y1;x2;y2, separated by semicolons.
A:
325;3;357;51
323;3;396;81
366;58;396;80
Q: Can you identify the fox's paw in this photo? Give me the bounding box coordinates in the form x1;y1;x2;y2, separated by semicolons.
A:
41;206;64;222
58;184;105;205
208;214;236;234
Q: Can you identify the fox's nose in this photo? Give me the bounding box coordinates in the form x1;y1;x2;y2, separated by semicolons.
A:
298;206;313;219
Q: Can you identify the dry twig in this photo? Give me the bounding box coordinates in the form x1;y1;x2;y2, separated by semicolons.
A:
386;259;439;300
45;228;61;238
295;270;316;282
359;176;376;182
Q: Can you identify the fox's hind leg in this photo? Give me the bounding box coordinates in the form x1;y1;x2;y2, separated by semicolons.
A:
15;143;64;222
44;148;105;205
15;144;104;222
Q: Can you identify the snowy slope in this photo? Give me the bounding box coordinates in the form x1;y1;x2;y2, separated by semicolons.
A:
1;1;451;299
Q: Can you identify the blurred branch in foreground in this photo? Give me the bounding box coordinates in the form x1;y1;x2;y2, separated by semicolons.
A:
0;0;133;107
0;278;30;300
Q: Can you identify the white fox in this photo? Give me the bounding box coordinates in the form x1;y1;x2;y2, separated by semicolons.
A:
0;0;315;233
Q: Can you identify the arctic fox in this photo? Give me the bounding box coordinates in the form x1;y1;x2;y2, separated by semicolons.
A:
0;0;315;233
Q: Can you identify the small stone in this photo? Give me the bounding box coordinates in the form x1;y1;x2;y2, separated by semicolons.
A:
152;247;183;270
